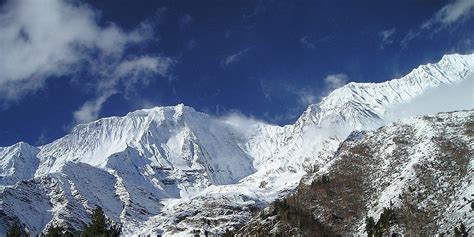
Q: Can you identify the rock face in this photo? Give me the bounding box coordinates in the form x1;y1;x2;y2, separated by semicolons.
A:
0;53;473;235
239;110;474;236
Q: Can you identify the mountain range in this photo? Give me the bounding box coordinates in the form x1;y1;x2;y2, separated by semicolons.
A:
0;53;473;236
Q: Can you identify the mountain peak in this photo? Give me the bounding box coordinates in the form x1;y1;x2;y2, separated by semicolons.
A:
129;103;191;114
297;53;474;129
0;142;40;185
439;53;474;66
123;103;202;123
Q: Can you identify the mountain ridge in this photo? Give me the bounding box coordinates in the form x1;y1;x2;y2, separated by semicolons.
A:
0;53;473;235
239;110;473;236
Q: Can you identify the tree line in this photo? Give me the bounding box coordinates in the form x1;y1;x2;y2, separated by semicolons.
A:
6;206;121;237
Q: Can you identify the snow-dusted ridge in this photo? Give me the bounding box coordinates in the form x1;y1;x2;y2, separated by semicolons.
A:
239;110;474;235
0;53;473;235
36;104;255;185
298;53;474;129
0;142;39;186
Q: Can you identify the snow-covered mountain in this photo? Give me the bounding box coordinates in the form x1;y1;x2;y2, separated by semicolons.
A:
36;104;254;185
0;142;39;186
0;53;473;235
299;53;473;129
240;110;474;236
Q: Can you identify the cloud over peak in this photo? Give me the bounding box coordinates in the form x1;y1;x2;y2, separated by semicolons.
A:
72;55;176;124
324;73;348;91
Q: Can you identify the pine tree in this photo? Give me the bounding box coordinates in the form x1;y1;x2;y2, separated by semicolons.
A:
222;228;234;237
45;224;63;237
460;223;468;237
107;223;121;237
6;222;22;237
454;226;461;237
365;216;375;237
83;206;121;237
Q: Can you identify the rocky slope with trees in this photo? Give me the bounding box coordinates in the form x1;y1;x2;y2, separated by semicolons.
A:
239;110;473;236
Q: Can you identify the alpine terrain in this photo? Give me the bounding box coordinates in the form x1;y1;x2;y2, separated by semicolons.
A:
0;53;473;236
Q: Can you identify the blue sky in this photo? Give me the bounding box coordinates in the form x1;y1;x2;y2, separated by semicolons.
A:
0;0;473;146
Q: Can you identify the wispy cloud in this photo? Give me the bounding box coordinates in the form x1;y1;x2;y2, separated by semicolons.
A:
35;131;49;146
424;0;474;27
0;0;154;102
300;36;315;50
378;28;396;48
73;93;114;124
296;73;348;106
401;30;420;47
324;73;349;91
220;110;270;135
114;56;174;79
299;35;332;50
221;48;250;67
242;0;268;19
256;72;350;124
295;87;318;106
402;0;474;46
0;0;175;123
259;78;273;102
73;56;175;124
179;14;193;30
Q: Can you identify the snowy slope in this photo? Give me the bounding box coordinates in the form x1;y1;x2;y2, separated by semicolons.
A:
240;110;474;236
0;53;473;235
0;142;39;186
298;53;474;129
231;53;474;199
36;104;254;185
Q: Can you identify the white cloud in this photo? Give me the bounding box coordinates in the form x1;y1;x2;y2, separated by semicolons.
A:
258;73;349;122
299;36;315;50
0;0;153;100
294;87;318;106
402;0;474;46
220;111;269;135
35;131;48;146
378;28;396;48
73;92;115;124
114;56;175;79
72;56;175;124
221;48;250;66
324;73;349;91
0;0;175;123
299;92;317;105
401;30;420;47
385;75;474;122
296;73;348;109
427;0;474;26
